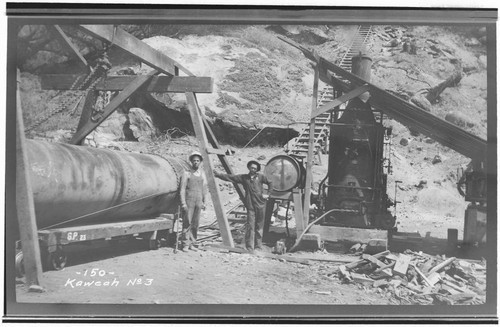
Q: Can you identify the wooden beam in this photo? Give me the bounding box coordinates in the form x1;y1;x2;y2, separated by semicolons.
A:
186;92;234;247
308;225;388;244
70;71;156;144
77;25;194;77
16;69;43;287
74;90;97;145
345;250;390;269
38;217;174;246
49;25;89;71
311;84;370;118
41;75;214;93
292;188;305;236
361;253;386;268
302;62;319;226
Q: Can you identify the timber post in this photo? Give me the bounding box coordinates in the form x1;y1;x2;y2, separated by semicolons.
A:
16;69;44;288
186;92;234;247
303;61;320;228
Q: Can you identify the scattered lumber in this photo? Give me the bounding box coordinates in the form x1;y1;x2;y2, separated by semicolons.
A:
428;257;456;275
336;249;486;305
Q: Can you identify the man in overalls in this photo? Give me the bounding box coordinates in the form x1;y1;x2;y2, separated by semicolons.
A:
215;160;273;253
179;151;207;252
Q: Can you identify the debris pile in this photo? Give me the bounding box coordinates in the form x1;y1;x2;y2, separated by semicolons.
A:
338;250;486;305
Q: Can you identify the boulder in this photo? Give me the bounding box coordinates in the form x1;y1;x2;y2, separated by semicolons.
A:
128;107;159;142
23;50;67;72
399;138;409;146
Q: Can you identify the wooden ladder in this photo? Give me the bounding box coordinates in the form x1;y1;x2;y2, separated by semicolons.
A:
288;87;334;160
287;25;373;160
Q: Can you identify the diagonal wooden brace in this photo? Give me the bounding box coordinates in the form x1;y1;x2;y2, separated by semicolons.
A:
70;71;157;144
78;25;193;76
50;25;89;72
311;84;371;118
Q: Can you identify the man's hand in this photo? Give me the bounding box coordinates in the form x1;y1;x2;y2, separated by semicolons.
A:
182;203;188;211
202;203;206;210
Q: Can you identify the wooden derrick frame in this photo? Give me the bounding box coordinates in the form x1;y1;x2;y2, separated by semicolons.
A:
19;24;242;280
72;24;237;246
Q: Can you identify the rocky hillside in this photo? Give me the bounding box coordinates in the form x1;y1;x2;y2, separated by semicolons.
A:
17;24;488;237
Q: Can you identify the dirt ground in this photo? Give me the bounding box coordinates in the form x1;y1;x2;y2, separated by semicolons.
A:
16;240;391;305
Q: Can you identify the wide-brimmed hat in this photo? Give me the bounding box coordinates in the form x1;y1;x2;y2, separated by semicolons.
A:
247;160;261;171
189;151;203;162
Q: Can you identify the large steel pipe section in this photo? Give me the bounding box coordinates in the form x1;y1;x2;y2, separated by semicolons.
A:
27;139;188;229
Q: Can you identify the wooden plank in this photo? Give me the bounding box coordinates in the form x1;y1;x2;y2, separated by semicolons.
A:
385;253;399;261
373;261;395;273
70;71;156;144
464;208;478;244
427;272;442;286
38;217;174;245
186;92;234;247
146;76;213;93
361;253;386;267
16;69;43;286
308;225;388;244
345;250;390;269
292;188;305;236
74;90;97;145
411;264;433;287
393;254;411;277
41;75;214;93
302;62;319;225
339;265;353;280
78;25;192;76
428;257;456;275
50;25;88;70
311;84;370;118
351;272;375;285
302;256;356;264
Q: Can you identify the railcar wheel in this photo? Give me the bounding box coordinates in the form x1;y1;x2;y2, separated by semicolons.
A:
15;252;25;278
46;250;67;271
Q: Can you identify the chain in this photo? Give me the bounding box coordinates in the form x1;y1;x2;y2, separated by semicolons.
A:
26;54;112;132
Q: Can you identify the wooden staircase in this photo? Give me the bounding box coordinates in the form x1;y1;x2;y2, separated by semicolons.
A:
287;25;373;160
